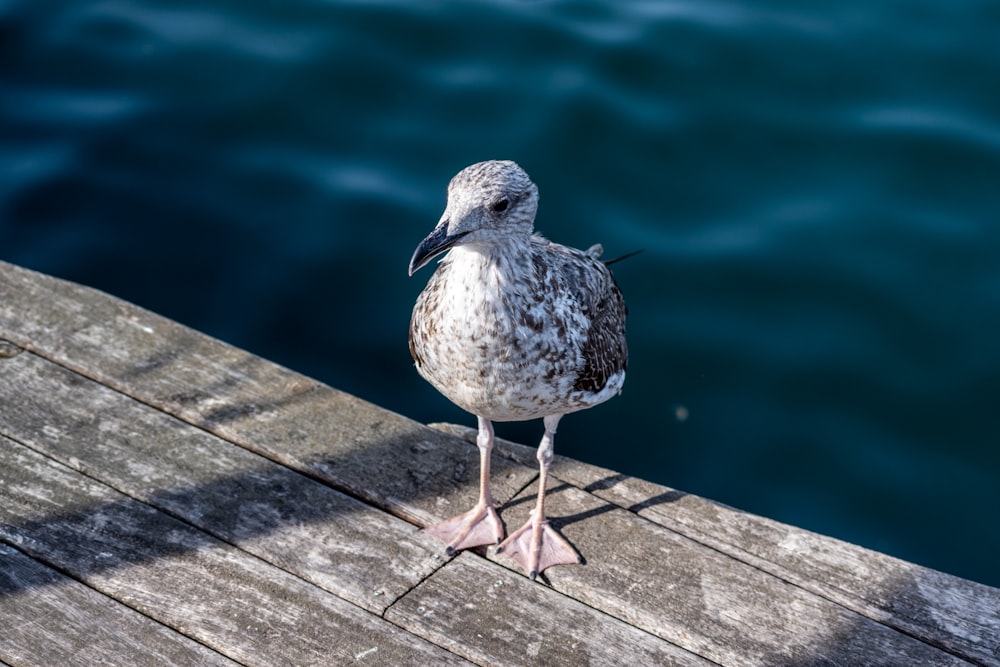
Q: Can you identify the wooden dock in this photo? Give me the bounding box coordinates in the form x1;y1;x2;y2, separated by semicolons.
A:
0;258;997;666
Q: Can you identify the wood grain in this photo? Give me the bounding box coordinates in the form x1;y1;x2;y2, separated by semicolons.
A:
0;435;468;666
2;259;996;667
0;349;441;614
435;423;994;666
0;260;535;528
0;543;239;667
492;476;971;666
386;552;711;667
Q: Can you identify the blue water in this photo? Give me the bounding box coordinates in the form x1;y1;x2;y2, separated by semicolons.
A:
2;0;998;587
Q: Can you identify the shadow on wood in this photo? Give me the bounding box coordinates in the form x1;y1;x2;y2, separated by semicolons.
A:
2;260;999;666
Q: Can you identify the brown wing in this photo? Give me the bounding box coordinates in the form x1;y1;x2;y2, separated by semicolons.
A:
532;238;628;395
573;267;628;393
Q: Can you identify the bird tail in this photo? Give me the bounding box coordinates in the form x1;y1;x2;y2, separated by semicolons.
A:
603;249;644;266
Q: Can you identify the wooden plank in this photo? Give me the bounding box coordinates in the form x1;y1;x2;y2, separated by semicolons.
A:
0;543;240;667
494;479;970;665
0;260;536;528
0;349;442;614
386;552;712;667
435;422;1000;666
0;435;470;666
3;260;994;665
593;473;1000;667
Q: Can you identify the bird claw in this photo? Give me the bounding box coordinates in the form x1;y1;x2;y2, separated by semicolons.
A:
423;502;504;553
497;517;580;579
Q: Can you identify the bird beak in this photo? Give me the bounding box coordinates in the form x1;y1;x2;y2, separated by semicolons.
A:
408;223;470;275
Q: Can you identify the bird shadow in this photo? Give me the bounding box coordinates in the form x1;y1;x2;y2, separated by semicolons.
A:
499;476;688;542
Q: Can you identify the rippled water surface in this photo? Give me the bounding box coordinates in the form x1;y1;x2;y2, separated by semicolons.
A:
3;0;999;586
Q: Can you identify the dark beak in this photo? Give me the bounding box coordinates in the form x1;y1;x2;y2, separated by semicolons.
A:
408;224;470;276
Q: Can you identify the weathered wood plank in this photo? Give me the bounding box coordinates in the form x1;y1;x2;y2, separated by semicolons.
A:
501;480;972;665
435;422;1000;666
587;471;1000;667
3;260;995;666
386;552;712;667
0;348;442;614
0;543;239;667
0;260;535;528
0;435;470;666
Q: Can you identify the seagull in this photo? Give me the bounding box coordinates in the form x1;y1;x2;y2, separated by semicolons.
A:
408;160;628;580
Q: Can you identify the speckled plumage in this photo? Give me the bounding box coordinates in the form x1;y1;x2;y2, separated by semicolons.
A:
409;162;628;419
408;160;629;579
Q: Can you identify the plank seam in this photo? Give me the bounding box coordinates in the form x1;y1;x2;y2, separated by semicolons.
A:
3;335;991;665
403;424;994;664
563;483;988;666
380;549;722;667
0;535;246;667
0;431;470;666
3;342;416;525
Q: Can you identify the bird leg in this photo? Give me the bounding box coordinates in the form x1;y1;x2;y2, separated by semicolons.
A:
424;416;505;553
497;414;581;580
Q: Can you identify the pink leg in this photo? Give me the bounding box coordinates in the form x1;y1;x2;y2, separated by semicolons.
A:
424;417;505;552
497;414;581;579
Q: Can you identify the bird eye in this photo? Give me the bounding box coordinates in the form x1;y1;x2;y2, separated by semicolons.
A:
491;198;509;213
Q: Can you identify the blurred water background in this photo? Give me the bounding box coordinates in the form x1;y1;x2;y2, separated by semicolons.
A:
2;0;998;587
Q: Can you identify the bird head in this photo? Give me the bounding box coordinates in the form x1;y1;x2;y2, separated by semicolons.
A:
409;160;539;275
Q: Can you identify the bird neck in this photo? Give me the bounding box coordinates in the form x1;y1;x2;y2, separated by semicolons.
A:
446;237;534;290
